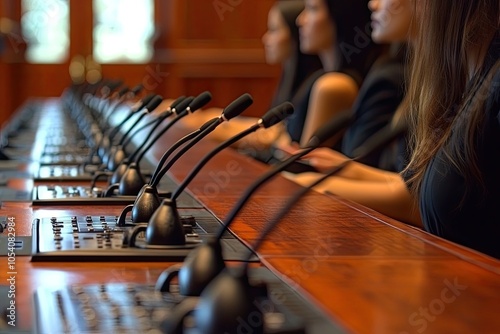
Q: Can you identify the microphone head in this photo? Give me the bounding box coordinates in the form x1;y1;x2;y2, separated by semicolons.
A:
306;109;354;148
169;95;187;110
134;93;156;111
130;84;143;95
260;101;294;128
145;95;164;113
188;91;213;113
173;96;194;114
221;93;254;121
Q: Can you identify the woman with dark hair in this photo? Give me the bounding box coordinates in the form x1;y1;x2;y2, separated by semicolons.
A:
291;0;412;171
180;1;322;152
289;0;382;146
290;0;500;258
264;0;323;109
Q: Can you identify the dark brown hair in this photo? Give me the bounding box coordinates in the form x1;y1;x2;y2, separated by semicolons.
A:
323;0;383;86
403;0;499;196
271;0;323;107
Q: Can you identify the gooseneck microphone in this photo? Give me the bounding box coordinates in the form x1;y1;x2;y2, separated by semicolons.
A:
117;93;252;226
101;92;157;146
91;95;190;189
215;108;354;240
116;117;218;225
161;117;409;334
171;101;295;202
104;95;164;171
99;94;162;168
83;92;157;170
152;108;353;298
125;95;191;165
119;91;211;185
106;93;213;196
186;161;351;334
131;92;209;167
138;101;293;248
102;83;143;125
135;94;253;226
149;93;254;188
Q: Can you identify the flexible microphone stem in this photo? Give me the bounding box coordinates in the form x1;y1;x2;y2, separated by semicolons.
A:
149;93;253;188
148;128;206;186
242;119;409;268
107;93;156;141
124;111;173;163
241;159;352;274
120;114;170;150
215;147;315;239
82;93;155;166
131;112;186;165
131;99;196;166
115;95;163;146
150;117;224;188
170;124;260;200
116;110;150;146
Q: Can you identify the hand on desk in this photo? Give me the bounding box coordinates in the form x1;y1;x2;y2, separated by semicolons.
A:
301;148;350;173
275;142;350;174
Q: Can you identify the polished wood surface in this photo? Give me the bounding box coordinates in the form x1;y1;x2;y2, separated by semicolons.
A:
0;99;499;333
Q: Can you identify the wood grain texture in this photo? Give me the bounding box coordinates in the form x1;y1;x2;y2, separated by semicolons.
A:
1;100;498;334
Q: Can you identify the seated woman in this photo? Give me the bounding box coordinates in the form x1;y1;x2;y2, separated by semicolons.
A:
287;0;413;171
287;0;382;148
182;0;382;161
289;0;500;258
179;0;322;157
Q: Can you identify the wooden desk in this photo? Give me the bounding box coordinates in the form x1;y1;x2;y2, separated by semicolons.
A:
0;99;498;333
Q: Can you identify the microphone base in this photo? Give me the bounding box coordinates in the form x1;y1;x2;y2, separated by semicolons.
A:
132;241;201;250
31;210;258;263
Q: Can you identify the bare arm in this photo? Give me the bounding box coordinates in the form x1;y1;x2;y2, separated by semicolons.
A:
300;72;358;147
284;170;422;227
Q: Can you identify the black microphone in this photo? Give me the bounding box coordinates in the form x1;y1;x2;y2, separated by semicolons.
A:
116;93;253;227
90;96;189;189
152;108;353;298
116;117;219;226
124;95;191;165
187;120;410;333
104;95;164;171
90;93;157;166
104;92;212;196
161;118;407;334
171;101;295;202
137;101;294;246
149;93;254;188
129;92;211;175
102;92;158;148
103;95;189;185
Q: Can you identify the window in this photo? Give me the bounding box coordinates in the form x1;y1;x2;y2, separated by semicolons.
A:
21;0;69;63
93;0;155;63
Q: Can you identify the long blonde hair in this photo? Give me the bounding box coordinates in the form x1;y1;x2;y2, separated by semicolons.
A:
403;0;499;197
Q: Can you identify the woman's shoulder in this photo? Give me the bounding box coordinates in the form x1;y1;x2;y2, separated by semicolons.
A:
312;71;359;98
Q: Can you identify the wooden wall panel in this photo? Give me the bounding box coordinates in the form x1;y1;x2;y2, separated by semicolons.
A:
1;0;281;119
156;0;279;116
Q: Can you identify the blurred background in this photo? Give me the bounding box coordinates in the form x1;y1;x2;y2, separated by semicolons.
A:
0;0;279;125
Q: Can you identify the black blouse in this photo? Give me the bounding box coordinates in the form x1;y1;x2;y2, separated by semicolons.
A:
416;35;500;258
